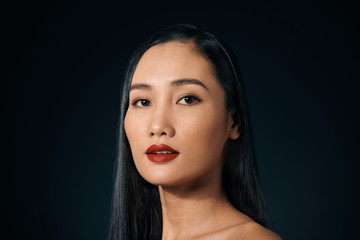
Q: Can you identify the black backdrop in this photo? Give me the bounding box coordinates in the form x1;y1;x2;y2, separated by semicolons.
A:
3;0;359;239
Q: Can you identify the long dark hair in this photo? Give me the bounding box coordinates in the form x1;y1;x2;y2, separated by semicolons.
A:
109;24;266;240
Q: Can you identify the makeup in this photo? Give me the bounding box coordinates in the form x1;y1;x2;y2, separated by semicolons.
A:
146;144;179;163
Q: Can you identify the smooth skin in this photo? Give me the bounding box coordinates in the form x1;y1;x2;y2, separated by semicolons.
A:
124;41;281;240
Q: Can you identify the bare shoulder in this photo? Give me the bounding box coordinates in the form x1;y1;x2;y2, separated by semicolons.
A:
195;207;281;240
197;220;282;240
230;221;282;240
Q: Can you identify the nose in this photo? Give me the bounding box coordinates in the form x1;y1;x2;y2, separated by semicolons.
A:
148;107;175;138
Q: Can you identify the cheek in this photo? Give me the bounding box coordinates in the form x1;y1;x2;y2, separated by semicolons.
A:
124;112;144;159
124;112;133;142
176;106;229;165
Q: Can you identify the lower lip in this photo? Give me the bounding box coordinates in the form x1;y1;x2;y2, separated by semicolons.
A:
146;153;179;163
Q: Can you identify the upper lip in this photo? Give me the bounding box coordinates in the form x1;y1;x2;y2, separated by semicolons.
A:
146;144;179;154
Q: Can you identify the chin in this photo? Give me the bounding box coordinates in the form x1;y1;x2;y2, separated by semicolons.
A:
134;158;182;186
141;172;182;186
140;169;203;188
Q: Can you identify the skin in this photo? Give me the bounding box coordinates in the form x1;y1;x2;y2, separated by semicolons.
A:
124;41;281;240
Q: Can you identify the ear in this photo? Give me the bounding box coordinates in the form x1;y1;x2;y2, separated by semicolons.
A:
228;111;241;140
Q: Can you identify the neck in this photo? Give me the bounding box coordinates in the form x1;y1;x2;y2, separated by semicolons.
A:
158;165;233;239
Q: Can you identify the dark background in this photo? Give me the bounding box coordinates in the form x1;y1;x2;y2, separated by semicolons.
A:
3;0;359;239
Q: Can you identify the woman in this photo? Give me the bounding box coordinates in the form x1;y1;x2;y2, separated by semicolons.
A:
109;24;281;240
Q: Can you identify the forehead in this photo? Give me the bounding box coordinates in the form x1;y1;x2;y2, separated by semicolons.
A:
132;41;216;84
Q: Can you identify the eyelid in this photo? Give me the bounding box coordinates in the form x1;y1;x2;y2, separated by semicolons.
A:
130;94;202;107
131;98;151;107
176;95;202;105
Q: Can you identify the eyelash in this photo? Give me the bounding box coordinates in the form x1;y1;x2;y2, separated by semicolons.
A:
132;99;151;107
132;95;201;107
177;95;201;105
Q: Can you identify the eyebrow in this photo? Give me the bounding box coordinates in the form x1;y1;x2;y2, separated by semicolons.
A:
130;83;151;91
130;78;208;91
170;78;208;91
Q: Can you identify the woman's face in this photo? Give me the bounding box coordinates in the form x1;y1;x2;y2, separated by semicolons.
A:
124;41;240;187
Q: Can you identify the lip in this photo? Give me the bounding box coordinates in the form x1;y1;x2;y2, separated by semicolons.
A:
146;144;179;163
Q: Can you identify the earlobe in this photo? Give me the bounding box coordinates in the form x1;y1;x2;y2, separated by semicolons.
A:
228;111;241;140
229;124;240;140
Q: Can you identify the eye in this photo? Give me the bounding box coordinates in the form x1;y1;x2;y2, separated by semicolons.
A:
177;95;201;105
132;99;151;107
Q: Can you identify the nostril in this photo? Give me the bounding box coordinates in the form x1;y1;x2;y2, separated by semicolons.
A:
150;131;167;136
149;127;174;137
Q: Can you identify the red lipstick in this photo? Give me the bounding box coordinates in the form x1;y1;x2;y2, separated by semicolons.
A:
146;144;179;163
